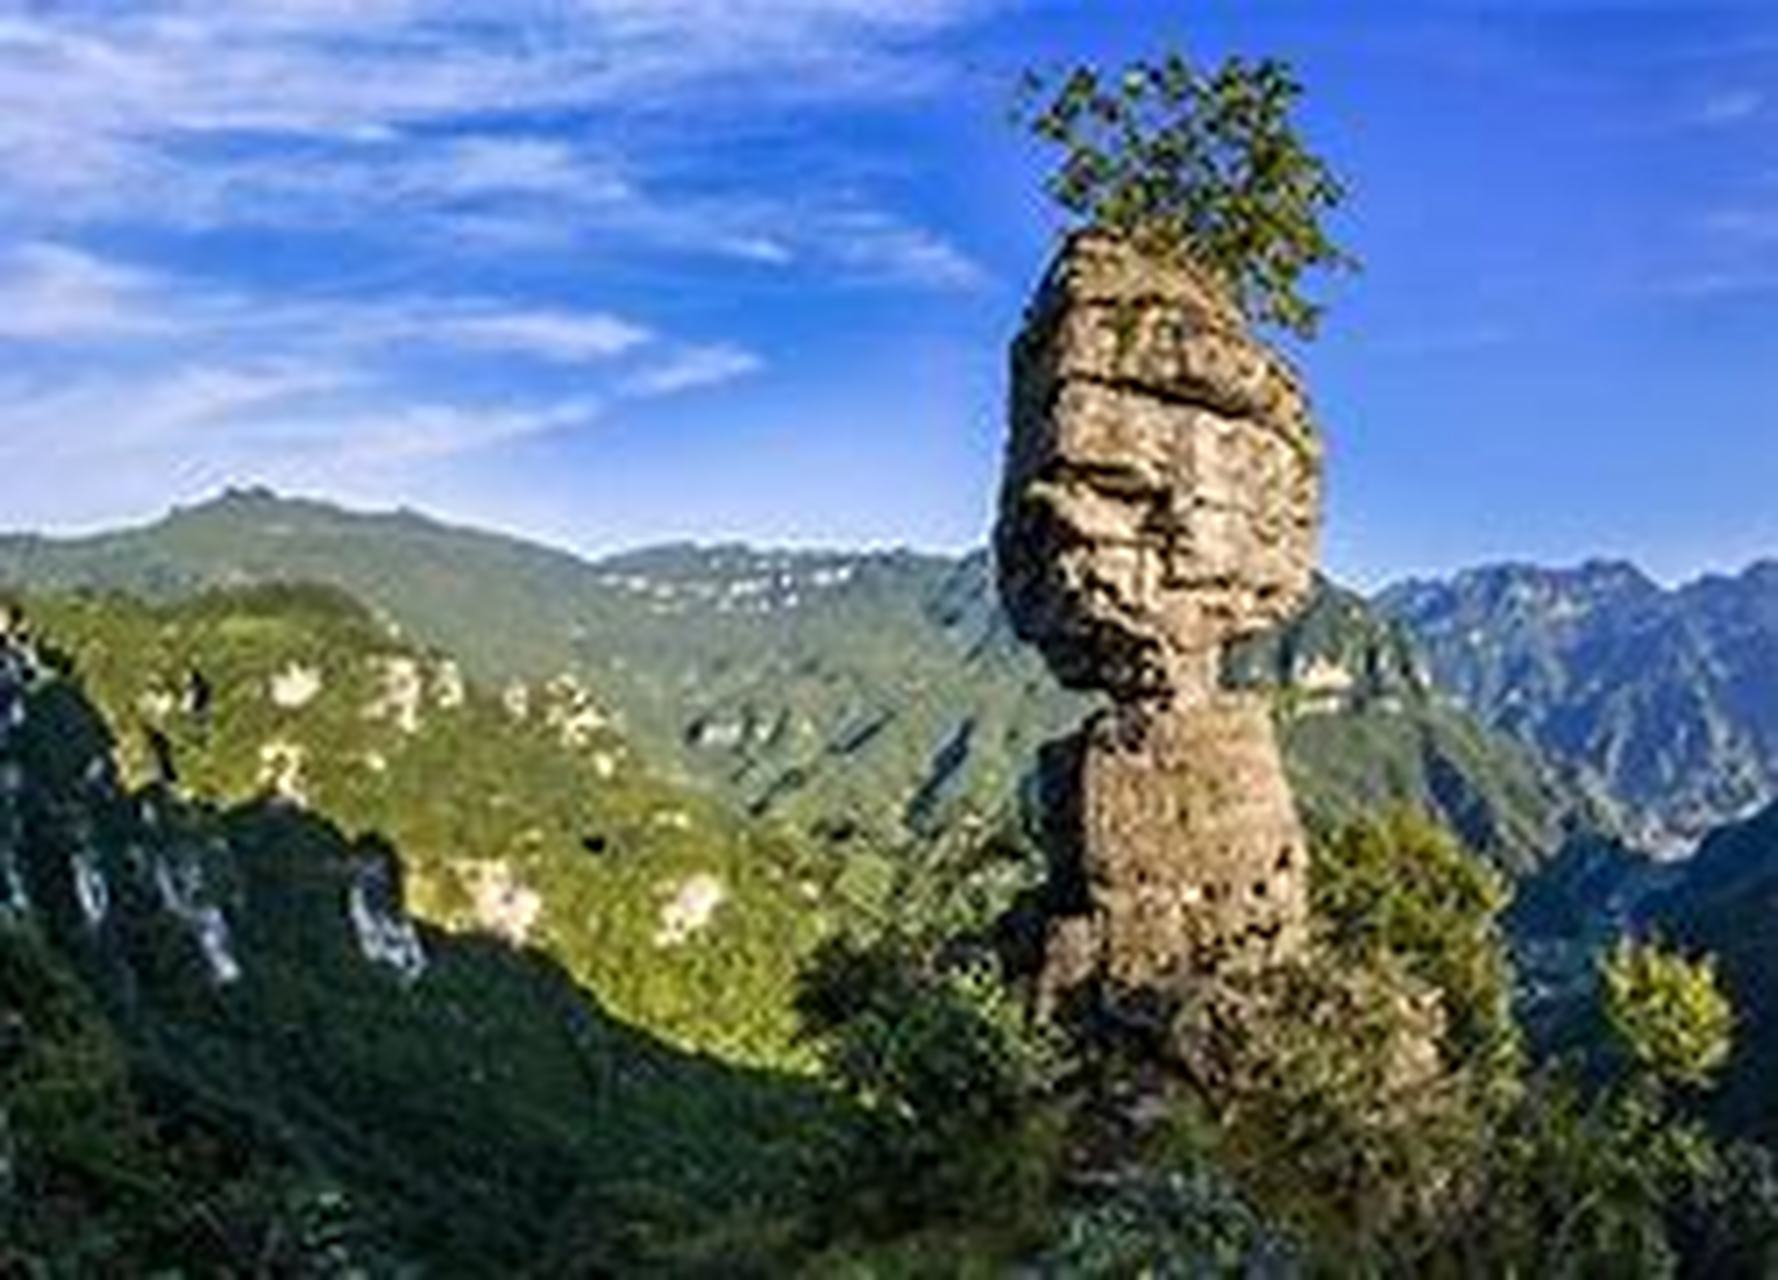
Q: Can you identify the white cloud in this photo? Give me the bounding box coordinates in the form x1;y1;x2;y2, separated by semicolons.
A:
0;242;174;339
423;136;630;200
0;2;995;226
623;344;762;397
252;395;604;466
0;362;357;464
412;306;652;363
816;208;988;290
0;241;660;366
0;358;600;531
0;5;993;299
1701;207;1778;240
1694;88;1765;126
0;3;994;529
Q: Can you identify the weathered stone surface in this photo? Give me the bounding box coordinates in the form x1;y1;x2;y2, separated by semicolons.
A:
1034;697;1311;1011
999;230;1320;704
1080;699;1308;980
998;230;1322;1006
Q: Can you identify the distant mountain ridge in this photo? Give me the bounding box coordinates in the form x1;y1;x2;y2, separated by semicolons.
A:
0;489;1582;872
1379;557;1778;851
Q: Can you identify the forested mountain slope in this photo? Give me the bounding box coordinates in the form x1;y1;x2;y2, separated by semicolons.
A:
0;585;844;1273
0;490;1583;873
1380;560;1778;850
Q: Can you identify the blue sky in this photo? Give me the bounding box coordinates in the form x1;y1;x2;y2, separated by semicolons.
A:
0;1;1775;586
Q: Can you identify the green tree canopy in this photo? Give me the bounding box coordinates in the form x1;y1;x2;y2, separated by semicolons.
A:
1602;937;1736;1090
1018;51;1357;337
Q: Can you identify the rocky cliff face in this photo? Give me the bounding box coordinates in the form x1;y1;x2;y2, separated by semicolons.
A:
997;231;1322;1008
1380;560;1778;851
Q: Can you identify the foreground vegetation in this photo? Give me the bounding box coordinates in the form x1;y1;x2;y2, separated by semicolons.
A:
5;586;1777;1275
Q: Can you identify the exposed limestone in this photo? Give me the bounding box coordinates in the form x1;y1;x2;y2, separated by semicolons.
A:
999;231;1319;703
434;660;466;711
348;855;427;984
1297;656;1356;697
257;740;308;806
651;808;693;832
0;641;28;916
364;656;425;735
154;855;242;986
997;230;1322;1009
138;687;177;724
269;662;324;709
654;873;726;947
72;847;109;927
467;860;542;946
543;674;609;749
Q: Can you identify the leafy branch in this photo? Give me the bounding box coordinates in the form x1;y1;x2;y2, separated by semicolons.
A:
1017;52;1358;337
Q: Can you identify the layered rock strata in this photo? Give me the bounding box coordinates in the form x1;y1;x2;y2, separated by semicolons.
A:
996;231;1322;1009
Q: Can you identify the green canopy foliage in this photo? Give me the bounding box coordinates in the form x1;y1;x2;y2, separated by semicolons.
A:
1603;937;1736;1090
1018;51;1357;336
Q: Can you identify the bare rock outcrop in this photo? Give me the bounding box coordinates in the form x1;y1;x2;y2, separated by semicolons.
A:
996;230;1322;1012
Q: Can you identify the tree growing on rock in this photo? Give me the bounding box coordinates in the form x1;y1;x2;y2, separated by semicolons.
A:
1017;51;1356;336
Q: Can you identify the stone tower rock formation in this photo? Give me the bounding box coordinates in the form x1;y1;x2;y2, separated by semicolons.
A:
996;230;1322;1014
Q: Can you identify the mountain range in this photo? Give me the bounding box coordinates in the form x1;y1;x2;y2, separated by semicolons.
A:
0;489;1579;875
8;490;1778;1270
1381;559;1778;852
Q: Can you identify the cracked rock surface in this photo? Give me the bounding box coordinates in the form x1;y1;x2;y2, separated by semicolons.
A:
996;231;1323;1003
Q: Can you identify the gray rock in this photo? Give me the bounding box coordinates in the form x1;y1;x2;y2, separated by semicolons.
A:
997;232;1322;1004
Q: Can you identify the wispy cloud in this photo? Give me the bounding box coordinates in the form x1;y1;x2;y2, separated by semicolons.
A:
0;362;360;465
248;396;606;467
816;208;989;290
1693;87;1765;126
0;2;993;283
0;242;659;367
1657;267;1778;299
0;239;743;529
0;357;597;471
0;242;176;340
623;344;762;397
1701;206;1778;240
0;356;604;531
415;307;653;364
0;3;1001;533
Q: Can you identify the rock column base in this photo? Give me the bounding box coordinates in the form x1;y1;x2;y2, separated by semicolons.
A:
1040;693;1309;1015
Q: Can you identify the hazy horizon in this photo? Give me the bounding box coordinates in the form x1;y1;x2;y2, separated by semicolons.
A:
7;481;1777;595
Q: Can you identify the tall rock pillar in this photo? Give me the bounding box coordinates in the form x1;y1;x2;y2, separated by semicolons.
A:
996;231;1322;1012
